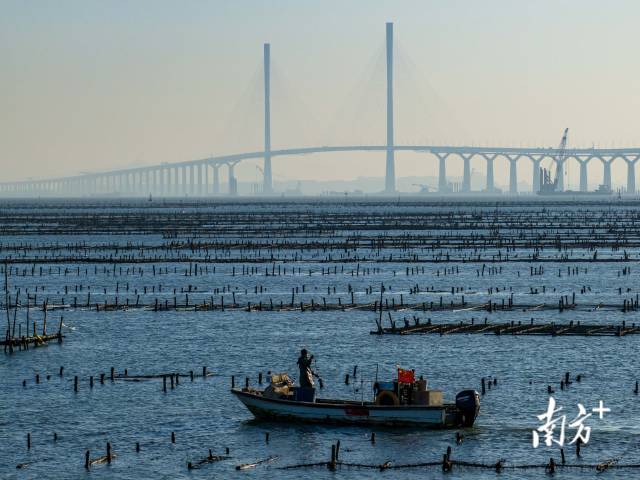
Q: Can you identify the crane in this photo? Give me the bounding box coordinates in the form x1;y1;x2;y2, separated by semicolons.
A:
551;128;569;183
539;128;568;193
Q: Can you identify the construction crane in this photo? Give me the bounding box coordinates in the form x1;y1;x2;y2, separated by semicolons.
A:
556;127;569;174
539;128;568;193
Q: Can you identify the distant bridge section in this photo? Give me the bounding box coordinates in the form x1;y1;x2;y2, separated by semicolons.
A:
2;145;639;197
2;22;639;197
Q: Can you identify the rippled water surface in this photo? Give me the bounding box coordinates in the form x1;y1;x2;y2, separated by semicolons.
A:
1;199;639;479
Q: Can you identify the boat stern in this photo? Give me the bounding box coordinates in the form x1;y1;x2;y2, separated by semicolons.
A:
455;390;480;427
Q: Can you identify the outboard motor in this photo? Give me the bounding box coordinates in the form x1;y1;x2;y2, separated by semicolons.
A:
455;390;480;427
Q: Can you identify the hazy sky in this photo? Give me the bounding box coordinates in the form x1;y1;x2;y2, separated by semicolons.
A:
2;0;640;187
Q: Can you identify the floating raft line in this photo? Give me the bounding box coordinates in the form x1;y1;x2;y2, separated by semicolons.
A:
1;255;640;265
281;459;640;471
1;299;638;314
1;332;63;347
113;371;216;381
372;319;640;336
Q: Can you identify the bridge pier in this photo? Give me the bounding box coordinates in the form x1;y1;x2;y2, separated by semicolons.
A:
178;166;184;196
131;172;136;195
555;160;565;191
228;163;238;196
170;166;177;196
484;155;495;192
186;165;193;195
626;158;636;194
508;156;519;194
197;164;203;195
578;158;589;192
461;154;472;192
203;164;209;195
213;164;220;195
436;153;447;192
602;158;612;190
153;169;157;196
384;22;395;193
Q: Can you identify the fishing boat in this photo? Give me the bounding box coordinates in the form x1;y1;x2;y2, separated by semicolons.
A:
232;370;480;428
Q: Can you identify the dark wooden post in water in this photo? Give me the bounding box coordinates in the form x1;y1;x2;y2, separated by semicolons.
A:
106;442;112;464
576;438;582;457
328;444;337;470
85;450;90;469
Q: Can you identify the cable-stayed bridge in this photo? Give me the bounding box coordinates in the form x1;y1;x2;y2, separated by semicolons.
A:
2;23;639;197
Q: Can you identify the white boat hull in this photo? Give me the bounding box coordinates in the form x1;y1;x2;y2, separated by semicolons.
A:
232;389;478;428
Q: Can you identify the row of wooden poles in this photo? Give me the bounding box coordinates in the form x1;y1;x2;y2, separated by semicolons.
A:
21;366;212;391
285;438;626;473
22;427;625;474
8;295;640;315
378;316;640;337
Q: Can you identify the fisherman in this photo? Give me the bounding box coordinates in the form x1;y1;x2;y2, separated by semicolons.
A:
296;348;315;388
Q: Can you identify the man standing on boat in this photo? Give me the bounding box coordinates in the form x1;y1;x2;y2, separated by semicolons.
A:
297;349;315;388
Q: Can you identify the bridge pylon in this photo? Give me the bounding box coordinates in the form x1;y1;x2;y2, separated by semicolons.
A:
263;43;273;194
384;22;395;193
262;43;273;194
